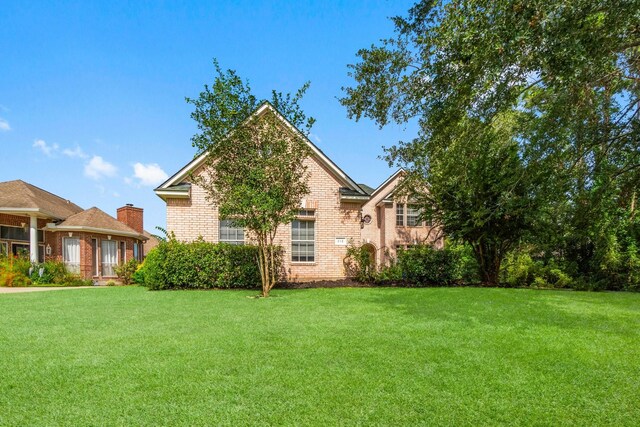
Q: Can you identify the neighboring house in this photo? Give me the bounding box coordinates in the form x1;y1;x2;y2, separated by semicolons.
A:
0;180;148;280
143;230;161;256
155;103;442;281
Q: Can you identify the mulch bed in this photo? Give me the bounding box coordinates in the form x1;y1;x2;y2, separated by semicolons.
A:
277;278;375;289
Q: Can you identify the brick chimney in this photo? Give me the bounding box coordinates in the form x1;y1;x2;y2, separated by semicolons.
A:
117;204;144;234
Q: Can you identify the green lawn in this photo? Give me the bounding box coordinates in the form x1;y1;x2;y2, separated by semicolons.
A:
1;287;639;425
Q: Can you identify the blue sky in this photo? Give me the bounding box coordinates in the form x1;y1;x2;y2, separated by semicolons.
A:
0;0;415;230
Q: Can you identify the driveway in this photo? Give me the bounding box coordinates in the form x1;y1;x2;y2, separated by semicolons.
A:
0;286;98;294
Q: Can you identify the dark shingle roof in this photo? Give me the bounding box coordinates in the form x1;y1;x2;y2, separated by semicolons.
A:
357;183;375;195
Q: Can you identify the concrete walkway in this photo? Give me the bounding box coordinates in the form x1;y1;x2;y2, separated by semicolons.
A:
0;286;98;294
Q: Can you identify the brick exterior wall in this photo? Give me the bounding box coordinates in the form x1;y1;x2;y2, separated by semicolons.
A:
166;157;363;281
0;213;49;259
1;213;143;280
358;173;443;268
46;231;142;279
162;159;443;281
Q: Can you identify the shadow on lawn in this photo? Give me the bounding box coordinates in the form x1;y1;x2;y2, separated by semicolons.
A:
365;287;640;336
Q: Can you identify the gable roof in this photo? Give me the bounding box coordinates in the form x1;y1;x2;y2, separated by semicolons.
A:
370;169;405;198
47;207;147;240
0;179;84;219
155;101;367;199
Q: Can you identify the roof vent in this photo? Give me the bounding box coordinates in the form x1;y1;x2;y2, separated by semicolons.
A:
126;203;133;207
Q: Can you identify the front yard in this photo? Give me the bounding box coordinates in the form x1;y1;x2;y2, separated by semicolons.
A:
0;287;638;425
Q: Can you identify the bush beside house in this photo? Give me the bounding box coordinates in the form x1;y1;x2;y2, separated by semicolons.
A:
139;239;266;290
0;254;91;287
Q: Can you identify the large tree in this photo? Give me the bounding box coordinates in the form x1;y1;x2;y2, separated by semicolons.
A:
187;61;314;297
341;0;639;284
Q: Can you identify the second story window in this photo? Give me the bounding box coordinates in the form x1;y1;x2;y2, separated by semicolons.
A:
407;205;420;227
396;203;424;227
396;204;404;226
219;219;245;245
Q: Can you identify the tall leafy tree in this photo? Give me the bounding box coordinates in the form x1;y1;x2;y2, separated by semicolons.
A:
341;0;639;284
187;61;314;296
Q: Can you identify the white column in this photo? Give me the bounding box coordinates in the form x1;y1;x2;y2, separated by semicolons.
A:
30;215;38;263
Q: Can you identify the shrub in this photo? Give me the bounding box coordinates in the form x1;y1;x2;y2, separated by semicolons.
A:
374;259;403;283
114;258;138;285
0;255;32;287
140;239;267;290
30;261;67;285
396;244;463;286
132;262;146;285
344;243;376;282
501;251;576;289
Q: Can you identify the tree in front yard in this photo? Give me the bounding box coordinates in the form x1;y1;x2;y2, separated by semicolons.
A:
341;0;639;285
187;60;314;297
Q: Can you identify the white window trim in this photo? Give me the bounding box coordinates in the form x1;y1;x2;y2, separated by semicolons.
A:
63;237;81;274
291;217;316;263
101;239;118;277
219;219;245;245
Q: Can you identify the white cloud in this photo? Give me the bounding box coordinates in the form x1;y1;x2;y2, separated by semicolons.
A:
132;162;168;187
310;133;322;143
0;118;10;131
33;139;59;156
63;146;88;159
84;155;117;180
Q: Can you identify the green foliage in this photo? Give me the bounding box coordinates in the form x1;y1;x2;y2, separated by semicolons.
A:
114;258;139;285
140;239;270;290
374;260;403;283
344;242;376;282
341;0;640;288
131;262;146;285
0;254;32;287
187;59;314;297
397;245;464;286
30;261;67;285
0;255;90;287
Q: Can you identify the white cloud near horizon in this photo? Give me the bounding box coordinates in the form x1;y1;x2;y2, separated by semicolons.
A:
0;118;10;131
33;139;58;156
132;162;168;187
84;155;117;180
63;146;89;159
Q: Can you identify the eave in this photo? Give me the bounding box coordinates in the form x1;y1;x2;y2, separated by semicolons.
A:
45;224;148;241
0;207;62;220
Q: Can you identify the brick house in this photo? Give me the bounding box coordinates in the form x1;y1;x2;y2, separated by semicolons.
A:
155;103;442;281
0;180;147;280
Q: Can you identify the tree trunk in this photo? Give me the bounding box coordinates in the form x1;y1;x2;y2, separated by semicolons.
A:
471;241;502;286
258;234;279;297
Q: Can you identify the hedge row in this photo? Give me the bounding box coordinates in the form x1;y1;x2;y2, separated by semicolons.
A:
140;239;262;290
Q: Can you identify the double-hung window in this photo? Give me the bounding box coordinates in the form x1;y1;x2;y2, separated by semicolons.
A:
407;205;421;227
292;212;315;262
219;220;245;245
396;204;405;226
